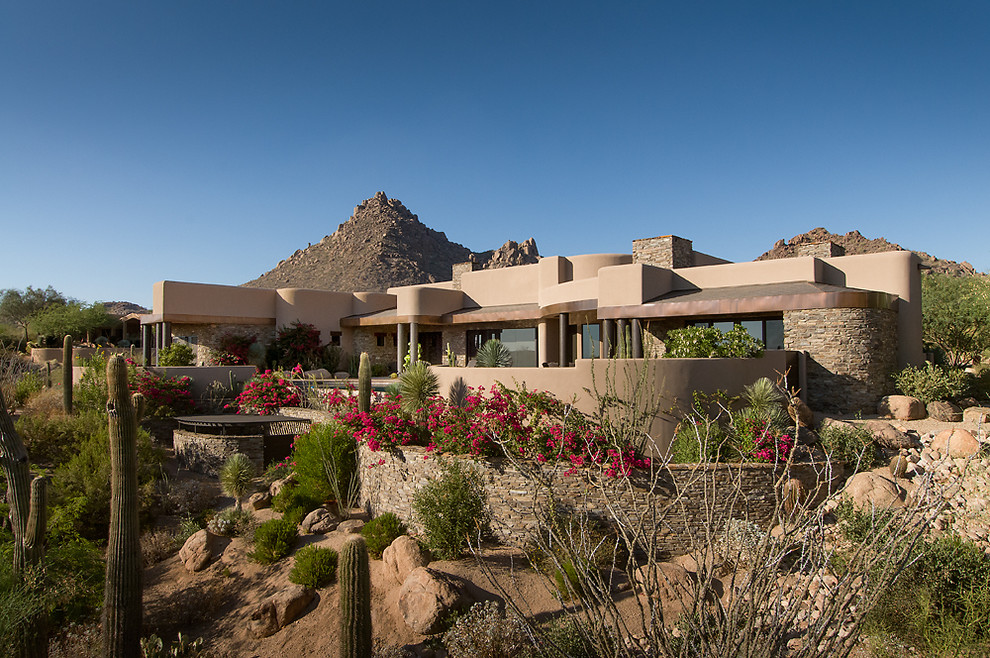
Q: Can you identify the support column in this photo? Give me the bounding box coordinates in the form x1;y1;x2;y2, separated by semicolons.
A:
617;319;628;358
558;313;569;367
141;325;151;366
396;323;407;373
163;321;172;349
632;319;643;359
602;319;614;359
538;319;549;366
409;322;419;365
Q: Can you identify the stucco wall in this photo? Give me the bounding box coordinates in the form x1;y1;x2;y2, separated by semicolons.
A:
784;307;898;414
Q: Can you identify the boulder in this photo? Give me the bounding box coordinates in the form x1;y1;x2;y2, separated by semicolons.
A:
304;368;333;379
787;397;814;428
337;519;365;534
301;508;339;534
383;535;431;584
178;530;217;572
247;492;271;510
247;584;315;638
930;428;980;458
957;397;980;409
269;473;297;499
840;471;905;511
927;401;963;422
865;421;914;450
398;567;473;634
877;396;926;421
963;407;990;424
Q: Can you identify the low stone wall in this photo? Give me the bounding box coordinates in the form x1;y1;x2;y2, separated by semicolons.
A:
174;429;265;476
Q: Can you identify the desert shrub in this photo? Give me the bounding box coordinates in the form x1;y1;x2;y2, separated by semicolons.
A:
538;616;603;658
219;452;255;511
292;421;358;509
211;332;256;366
475;339;512;368
131;369;197;418
9;370;44;408
664;323;764;358
398;361;439;416
412;460;491;560
271;321;331;371
443;600;534;658
16;408;106;466
207;507;253;537
0;561;45;649
669;390;733;463
249;518;298;564
819;422;880;471
271;485;323;526
893;362;971;403
360;512;407;559
228;369;301;414
141;529;181;566
140;632;208;658
73;349;111;414
289;545;338;588
156;343;195;366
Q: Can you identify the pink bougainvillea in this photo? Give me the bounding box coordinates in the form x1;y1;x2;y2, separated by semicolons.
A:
228;369;301;415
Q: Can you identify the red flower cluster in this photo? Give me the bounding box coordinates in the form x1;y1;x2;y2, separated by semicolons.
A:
212;333;256;366
742;419;795;463
132;370;197;418
228;370;301;414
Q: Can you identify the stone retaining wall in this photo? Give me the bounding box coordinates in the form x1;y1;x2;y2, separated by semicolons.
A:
174;429;265;476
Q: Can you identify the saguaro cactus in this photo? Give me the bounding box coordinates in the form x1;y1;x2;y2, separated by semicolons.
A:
62;334;72;414
102;355;142;658
357;352;372;414
339;536;372;658
0;389;49;657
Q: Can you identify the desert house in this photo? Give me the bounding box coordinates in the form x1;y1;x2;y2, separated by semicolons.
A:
141;236;923;447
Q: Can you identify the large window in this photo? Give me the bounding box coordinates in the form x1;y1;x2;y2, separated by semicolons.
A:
581;323;600;359
467;327;538;367
689;318;784;350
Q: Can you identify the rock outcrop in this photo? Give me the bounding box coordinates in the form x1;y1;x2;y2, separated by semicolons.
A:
244;192;540;292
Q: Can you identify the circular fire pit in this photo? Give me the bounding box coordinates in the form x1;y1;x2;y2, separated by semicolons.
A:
173;414;311;476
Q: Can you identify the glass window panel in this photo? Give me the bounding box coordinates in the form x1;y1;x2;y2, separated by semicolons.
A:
500;327;537;367
712;321;734;333
582;324;600;359
765;319;784;350
739;320;762;342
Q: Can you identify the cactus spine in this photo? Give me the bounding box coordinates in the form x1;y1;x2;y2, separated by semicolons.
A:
62;334;72;414
0;389;49;657
102;355;142;658
339;536;372;658
357;352;372;414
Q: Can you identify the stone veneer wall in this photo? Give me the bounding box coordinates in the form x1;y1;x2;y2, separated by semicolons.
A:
352;328;397;369
173;429;265;476
796;242;845;258
632;235;694;269
172;323;275;366
784;307;897;414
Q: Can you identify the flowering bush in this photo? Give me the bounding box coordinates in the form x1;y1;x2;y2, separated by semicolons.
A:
735;416;794;463
664;324;764;358
229;370;301;414
211;333;256;366
132;369;197;418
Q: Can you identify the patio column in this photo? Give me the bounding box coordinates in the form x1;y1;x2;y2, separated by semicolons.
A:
602;319;614;358
141;325;151;366
558;313;568;367
396;323;407;373
617;319;627;358
163;322;172;349
538;319;549;366
409;321;419;365
632;319;643;359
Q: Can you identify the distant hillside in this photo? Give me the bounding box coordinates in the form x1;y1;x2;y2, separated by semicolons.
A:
756;227;979;276
243;192;539;292
102;301;148;317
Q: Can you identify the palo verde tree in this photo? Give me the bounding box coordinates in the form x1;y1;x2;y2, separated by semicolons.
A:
0;286;66;349
922;272;990;367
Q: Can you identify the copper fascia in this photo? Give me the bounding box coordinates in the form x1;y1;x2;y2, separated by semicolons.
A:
340;314;443;328
598;290;897;320
140;313;275;326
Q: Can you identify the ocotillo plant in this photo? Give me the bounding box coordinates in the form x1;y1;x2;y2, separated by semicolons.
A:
357;352;371;414
0;389;49;658
62;334;72;414
102;355;142;658
338;536;372;658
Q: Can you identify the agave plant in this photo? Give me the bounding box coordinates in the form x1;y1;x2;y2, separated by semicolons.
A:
476;339;512;368
398;361;439;417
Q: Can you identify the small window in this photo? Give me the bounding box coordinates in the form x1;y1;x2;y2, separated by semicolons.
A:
375;333;387;347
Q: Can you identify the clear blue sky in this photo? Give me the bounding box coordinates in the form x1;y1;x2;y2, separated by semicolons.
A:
2;1;988;309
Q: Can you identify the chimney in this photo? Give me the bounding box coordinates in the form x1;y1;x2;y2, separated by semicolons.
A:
451;261;479;290
796;241;845;258
632;235;694;269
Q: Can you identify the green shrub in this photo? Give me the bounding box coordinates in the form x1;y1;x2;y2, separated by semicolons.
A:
668;390;733;463
16;408;105;466
249;518;298;564
292;422;358;508
206;507;253;537
11;371;43;408
289;545;339;588
271;485;324;526
819;422;880;471
73;350;112;414
157;343;195;366
360;513;407;559
892;362;971;403
664;324;764;358
412;460;491;560
443;600;534;658
0;562;45;649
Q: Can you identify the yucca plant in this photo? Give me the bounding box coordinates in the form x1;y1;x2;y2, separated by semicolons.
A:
220;452;255;512
476;339;512;368
398;361;438;418
740;376;788;429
